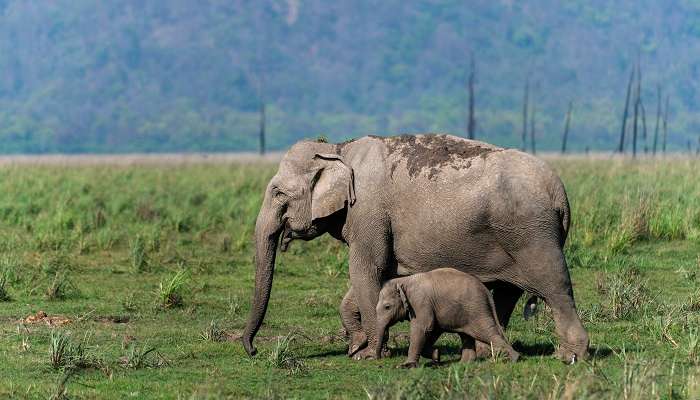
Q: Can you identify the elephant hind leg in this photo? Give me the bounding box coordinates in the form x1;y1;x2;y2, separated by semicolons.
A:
515;243;589;363
340;287;367;356
458;333;476;362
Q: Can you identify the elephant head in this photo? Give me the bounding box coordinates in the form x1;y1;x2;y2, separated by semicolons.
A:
375;279;413;359
242;141;356;356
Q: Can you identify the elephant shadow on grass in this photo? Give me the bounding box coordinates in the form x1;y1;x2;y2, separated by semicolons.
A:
303;332;618;362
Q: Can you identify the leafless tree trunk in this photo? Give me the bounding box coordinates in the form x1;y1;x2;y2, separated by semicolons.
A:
561;101;573;154
521;78;529;151
640;99;648;155
631;63;642;158
530;102;536;155
259;103;266;155
467;56;476;140
662;95;669;155
653;85;661;155
618;68;635;153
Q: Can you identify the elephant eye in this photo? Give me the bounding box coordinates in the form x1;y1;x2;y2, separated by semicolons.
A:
384;304;391;310
273;189;288;202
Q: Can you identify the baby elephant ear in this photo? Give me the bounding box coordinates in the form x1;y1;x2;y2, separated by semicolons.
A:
397;284;414;319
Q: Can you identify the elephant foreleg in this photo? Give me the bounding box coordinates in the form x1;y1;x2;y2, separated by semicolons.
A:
340;286;367;356
348;247;383;360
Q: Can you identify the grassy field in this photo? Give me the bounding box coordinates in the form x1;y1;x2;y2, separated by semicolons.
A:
0;157;699;399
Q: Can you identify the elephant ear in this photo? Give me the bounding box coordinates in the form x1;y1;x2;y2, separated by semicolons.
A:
311;153;356;221
397;284;415;320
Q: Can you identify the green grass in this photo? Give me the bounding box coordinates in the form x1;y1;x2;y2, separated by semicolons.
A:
0;159;699;398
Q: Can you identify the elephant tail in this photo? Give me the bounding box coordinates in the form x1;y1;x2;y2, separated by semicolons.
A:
523;295;539;320
551;176;571;248
486;289;508;338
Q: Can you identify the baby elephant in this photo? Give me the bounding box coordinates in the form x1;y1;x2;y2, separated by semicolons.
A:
375;268;519;368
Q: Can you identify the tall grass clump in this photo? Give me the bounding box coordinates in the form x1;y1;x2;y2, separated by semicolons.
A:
0;269;10;301
157;269;188;308
46;272;77;300
268;332;307;375
49;331;105;372
200;320;227;342
596;268;651;320
130;234;148;272
120;343;166;369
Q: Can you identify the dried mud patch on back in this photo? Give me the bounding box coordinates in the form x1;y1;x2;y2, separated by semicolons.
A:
382;134;500;179
335;138;358;154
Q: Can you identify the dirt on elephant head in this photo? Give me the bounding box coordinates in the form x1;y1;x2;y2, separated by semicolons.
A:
376;134;501;179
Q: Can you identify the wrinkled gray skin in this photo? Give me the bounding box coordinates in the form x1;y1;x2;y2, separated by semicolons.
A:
343;284;539;358
242;134;589;362
376;269;520;367
339;286;367;356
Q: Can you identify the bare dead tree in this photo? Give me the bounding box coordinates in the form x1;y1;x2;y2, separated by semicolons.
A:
640;99;648;154
467;55;476;140
618;68;635;153
653;84;661;155
631;62;641;158
259;102;266;155
561;101;573;154
521;78;529;151
530;101;537;155
662;95;669;155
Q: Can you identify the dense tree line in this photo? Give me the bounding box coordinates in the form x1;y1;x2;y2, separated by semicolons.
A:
0;0;699;153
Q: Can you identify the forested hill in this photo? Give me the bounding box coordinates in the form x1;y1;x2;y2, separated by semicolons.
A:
1;1;699;153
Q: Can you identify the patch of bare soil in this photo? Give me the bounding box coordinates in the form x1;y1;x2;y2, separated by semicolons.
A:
94;315;130;324
22;311;72;326
224;331;242;342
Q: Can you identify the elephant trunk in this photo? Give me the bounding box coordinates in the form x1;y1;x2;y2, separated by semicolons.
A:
375;320;389;359
242;203;283;357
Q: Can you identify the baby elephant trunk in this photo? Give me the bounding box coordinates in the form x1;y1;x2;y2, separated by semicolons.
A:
375;321;389;359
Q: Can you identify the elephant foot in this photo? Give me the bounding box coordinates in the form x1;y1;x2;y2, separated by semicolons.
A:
475;341;491;359
397;361;417;369
352;346;377;360
431;348;440;364
460;349;476;363
508;350;520;363
347;332;368;356
555;346;587;364
352;344;390;360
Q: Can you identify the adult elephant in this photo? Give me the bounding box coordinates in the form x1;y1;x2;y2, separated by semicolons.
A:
242;134;588;363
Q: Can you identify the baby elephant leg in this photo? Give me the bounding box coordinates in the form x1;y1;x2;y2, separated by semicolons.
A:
339;287;367;356
400;321;432;368
469;324;519;363
458;333;477;362
420;330;442;364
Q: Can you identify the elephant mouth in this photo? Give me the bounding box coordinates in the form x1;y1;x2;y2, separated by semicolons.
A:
280;225;294;252
279;222;320;252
